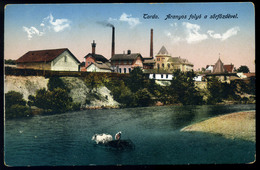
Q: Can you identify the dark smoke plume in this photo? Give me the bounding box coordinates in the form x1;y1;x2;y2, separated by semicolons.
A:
97;21;114;28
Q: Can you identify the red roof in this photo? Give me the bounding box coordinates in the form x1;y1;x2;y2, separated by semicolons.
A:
17;48;79;63
243;73;255;78
224;64;234;73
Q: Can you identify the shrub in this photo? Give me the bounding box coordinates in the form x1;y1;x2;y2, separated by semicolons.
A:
5;91;26;108
48;77;70;92
5;104;31;119
28;87;78;113
134;88;153;107
170;70;203;105
5;91;31;119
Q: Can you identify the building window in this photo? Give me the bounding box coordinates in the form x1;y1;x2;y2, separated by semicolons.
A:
168;63;170;69
162;64;164;68
119;68;122;73
157;64;160;69
64;56;67;62
129;68;131;73
153;74;155;79
166;74;168;78
161;74;163;78
124;68;126;73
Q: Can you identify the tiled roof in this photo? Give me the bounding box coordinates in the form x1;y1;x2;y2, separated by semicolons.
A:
87;62;111;70
16;48;80;63
223;64;234;73
213;58;225;73
84;53;108;63
168;57;194;66
110;53;142;61
157;46;169;55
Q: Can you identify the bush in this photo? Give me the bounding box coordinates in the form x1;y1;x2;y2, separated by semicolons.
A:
127;67;145;92
170;70;203;105
5;91;31;119
48;77;70;92
5;104;31;119
29;87;80;114
134;88;153;107
5;91;26;108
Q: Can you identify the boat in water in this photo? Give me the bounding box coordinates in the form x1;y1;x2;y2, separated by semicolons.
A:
104;139;135;150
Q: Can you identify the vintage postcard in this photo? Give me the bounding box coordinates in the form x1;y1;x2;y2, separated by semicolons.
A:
4;2;255;166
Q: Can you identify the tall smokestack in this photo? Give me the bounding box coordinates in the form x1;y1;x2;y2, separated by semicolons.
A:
150;28;153;58
92;40;96;54
111;26;115;58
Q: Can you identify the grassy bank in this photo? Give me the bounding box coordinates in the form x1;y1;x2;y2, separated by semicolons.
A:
181;111;255;142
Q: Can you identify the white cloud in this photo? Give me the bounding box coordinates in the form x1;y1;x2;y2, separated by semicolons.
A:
119;13;141;28
109;13;141;28
182;22;208;44
207;27;240;41
23;26;44;40
43;13;71;32
164;30;182;44
170;22;178;27
23;13;71;40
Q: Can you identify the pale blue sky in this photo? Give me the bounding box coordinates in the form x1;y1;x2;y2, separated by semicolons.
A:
4;2;255;71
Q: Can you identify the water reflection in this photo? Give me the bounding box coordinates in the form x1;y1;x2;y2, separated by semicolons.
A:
170;106;196;130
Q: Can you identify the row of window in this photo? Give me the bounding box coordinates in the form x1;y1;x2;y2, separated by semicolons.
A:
157;57;165;61
119;68;132;73
157;63;172;69
152;74;170;79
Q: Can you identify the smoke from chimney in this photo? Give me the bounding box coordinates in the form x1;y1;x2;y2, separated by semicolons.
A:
150;28;153;58
111;26;115;58
96;21;114;28
96;21;115;58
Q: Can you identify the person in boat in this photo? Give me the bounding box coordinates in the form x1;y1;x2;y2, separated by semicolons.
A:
115;131;121;141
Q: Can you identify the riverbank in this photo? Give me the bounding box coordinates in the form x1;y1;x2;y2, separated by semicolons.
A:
181;111;255;142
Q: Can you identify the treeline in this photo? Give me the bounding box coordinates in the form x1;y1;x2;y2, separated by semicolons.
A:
5;67;255;119
105;67;255;107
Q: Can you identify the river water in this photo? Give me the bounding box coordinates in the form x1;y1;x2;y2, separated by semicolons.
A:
4;104;255;166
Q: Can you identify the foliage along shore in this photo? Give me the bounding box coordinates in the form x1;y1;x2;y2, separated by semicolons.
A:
5;67;255;119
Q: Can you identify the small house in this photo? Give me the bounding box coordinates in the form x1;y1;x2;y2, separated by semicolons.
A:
110;50;143;73
16;48;80;71
86;61;112;72
82;40;109;72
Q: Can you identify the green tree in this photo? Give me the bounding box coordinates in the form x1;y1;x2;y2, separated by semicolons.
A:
4;59;16;65
84;73;103;92
170;70;203;105
5;91;31;118
5;91;26;108
48;77;70;92
127;67;145;92
206;77;224;104
134;88;153;107
28;87;75;113
109;80;135;107
237;65;250;73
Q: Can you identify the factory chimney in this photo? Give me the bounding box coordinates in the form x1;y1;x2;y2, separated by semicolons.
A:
150;28;153;58
92;40;96;54
111;26;115;58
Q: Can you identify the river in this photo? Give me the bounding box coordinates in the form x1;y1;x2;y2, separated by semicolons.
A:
4;104;255;166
